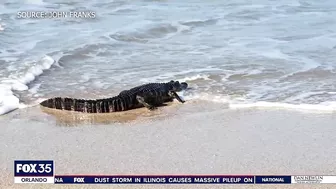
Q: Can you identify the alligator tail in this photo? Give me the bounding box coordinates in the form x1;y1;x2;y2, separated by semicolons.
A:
40;97;85;112
40;97;130;113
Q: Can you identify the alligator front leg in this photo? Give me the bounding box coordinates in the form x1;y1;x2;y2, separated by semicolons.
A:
136;95;158;110
168;91;185;103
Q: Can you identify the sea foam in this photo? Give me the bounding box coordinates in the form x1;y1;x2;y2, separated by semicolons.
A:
229;101;336;113
183;92;336;113
0;55;55;115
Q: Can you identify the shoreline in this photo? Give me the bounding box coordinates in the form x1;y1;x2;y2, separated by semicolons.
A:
1;101;336;188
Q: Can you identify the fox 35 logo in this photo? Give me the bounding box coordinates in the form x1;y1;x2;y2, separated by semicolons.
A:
14;160;54;177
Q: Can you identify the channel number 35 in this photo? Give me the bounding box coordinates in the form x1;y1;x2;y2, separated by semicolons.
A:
38;164;52;173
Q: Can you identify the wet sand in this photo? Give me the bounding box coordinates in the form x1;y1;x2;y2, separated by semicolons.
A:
1;101;336;188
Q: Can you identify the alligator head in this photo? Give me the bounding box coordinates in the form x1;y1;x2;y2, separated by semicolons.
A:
169;80;188;92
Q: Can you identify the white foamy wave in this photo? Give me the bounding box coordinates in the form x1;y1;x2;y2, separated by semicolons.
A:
28;83;41;94
0;23;4;31
180;74;211;81
24;0;46;5
0;85;19;115
182;92;231;103
18;56;55;85
139;67;222;83
186;92;336;113
229;101;336;113
0;55;55;115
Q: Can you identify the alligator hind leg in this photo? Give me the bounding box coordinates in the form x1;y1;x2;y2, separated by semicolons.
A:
168;91;185;103
136;95;157;110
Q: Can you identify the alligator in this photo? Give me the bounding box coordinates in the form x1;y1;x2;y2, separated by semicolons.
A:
39;80;188;113
119;80;187;102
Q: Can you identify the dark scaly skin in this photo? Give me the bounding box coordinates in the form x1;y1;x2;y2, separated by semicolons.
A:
118;80;188;110
39;96;139;113
39;80;188;113
119;80;187;102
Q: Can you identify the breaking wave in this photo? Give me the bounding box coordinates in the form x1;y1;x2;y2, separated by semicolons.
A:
0;55;55;115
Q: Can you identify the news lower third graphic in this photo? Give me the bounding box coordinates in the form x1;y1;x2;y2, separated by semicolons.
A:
14;160;336;184
14;160;54;183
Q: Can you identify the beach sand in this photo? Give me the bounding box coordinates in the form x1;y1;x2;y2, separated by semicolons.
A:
1;101;336;188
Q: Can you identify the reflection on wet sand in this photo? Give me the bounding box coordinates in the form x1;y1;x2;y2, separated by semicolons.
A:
40;104;170;126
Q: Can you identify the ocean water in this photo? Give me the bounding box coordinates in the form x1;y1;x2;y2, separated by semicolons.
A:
1;0;336;115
